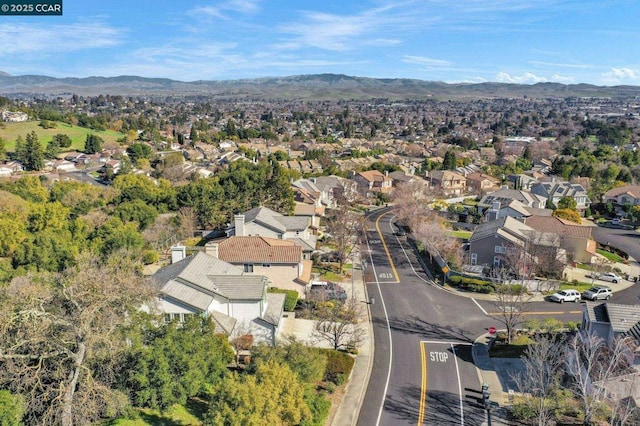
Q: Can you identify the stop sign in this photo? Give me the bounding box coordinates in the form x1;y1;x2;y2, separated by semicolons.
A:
488;326;496;335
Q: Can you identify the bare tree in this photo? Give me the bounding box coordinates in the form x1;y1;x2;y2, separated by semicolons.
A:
313;300;364;351
0;250;155;425
323;203;366;272
512;335;565;426
605;373;640;426
491;274;533;344
565;333;636;425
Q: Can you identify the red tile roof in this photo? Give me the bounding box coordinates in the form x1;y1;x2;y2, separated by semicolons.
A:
218;236;302;264
524;215;592;239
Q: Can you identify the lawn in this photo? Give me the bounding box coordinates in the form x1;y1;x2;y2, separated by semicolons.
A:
596;249;625;263
108;399;206;425
0;121;124;151
489;341;530;358
558;280;596;293
447;230;472;240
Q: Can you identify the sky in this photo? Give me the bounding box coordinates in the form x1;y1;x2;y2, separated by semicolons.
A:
1;0;640;85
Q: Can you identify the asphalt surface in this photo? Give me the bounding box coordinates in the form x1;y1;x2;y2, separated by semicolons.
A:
358;209;493;425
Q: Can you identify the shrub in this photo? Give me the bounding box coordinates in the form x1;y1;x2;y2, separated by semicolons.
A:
447;275;495;293
565;321;580;332
268;288;299;311
320;349;355;385
141;249;159;264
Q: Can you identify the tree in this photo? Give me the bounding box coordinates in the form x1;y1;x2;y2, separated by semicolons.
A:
0;390;25;426
553;208;581;224
313;301;364;351
126;142;152;166
84;133;103;154
523;145;532;162
0;250;154;425
565;333;636;426
0;137;6;162
13;135;26;163
512;335;565;426
492;280;533;344
52;133;72;148
557;196;577;210
442;149;457;170
206;359;312;426
323;203;365;272
24;131;44;171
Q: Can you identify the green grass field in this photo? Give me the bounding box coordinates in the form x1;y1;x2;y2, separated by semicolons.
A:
0;121;124;152
447;230;472;240
596;249;625;263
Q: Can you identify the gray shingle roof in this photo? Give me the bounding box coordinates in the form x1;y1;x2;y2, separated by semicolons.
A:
262;293;285;326
605;303;640;333
212;275;266;300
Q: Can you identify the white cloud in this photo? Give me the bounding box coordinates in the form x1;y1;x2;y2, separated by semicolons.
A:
495;71;547;84
403;55;452;68
601;67;640;84
528;60;590;69
0;21;124;55
549;73;575;84
190;0;260;20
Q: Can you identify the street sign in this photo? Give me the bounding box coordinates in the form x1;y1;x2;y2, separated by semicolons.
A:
488;326;496;335
442;266;449;274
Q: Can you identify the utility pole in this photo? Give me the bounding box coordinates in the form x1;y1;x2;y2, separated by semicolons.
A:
482;383;492;426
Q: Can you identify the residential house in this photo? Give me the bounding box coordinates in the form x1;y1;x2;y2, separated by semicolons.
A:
293;177;335;210
226;206;317;258
425;170;467;196
205;236;312;297
353;170;393;198
507;174;539;191
582;302;640;366
313;175;359;204
477;188;547;214
151;247;285;345
468;216;563;275
530;180;591;212
483;199;552;222
604;185;640;207
523;215;596;263
465;172;501;195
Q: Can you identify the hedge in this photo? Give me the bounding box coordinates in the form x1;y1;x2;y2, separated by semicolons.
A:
267;288;299;311
317;349;355;386
447;275;496;294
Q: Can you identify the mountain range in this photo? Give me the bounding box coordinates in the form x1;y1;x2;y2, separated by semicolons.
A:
1;72;640;100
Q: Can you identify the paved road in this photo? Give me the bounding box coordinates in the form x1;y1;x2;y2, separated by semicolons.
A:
358;209;491;425
592;224;640;260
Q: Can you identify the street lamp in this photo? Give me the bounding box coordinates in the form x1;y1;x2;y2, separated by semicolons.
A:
482;383;492;426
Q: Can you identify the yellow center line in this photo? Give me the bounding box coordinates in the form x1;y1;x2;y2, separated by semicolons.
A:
418;341;427;425
487;311;582;316
375;211;400;283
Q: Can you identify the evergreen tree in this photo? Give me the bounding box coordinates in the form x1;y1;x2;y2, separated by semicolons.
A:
523;145;532;161
0;137;6;162
84;133;103;154
13;135;26;163
442;149;457;170
24;131;44;171
189;126;198;143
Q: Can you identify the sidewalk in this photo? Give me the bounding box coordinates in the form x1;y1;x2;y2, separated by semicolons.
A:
331;267;373;426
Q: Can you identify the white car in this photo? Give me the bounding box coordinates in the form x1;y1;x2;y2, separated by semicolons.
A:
549;289;581;303
599;272;623;283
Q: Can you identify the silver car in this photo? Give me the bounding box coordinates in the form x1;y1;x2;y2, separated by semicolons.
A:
581;286;612;301
550;289;581;303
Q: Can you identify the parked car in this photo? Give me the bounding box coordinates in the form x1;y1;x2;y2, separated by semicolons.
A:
549;289;581;303
599;272;623;283
581;286;613;301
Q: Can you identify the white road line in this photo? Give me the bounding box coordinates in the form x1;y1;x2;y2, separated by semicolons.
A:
367;234;394;426
451;343;465;426
420;340;473;346
471;298;488;316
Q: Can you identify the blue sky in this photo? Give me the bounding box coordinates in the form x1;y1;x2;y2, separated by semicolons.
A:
1;0;639;85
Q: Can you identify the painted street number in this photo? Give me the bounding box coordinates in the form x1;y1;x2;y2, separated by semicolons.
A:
370;239;381;244
379;272;393;279
430;351;449;363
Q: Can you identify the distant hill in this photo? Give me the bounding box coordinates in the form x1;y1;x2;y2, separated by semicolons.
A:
1;73;640;100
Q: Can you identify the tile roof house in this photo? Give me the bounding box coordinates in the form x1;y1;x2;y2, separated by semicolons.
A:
226;206;317;258
530;180;591;212
468;216;564;276
523;215;596;263
151;248;285;345
353;170;393;198
205;236;312;297
425;170;467;196
465;172;501;195
604;185;640;206
483;199;553;222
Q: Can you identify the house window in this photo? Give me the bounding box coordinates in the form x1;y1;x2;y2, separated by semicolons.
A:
494;246;506;254
471;253;478;265
164;313;172;324
493;256;501;267
243;264;254;273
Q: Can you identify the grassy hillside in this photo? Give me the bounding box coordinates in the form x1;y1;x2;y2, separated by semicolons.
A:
0;121;124;152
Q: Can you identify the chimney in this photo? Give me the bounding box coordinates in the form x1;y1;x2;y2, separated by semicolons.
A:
204;242;219;258
171;245;186;264
234;214;245;237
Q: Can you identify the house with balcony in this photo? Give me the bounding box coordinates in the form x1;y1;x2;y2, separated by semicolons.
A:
425;170;467;196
